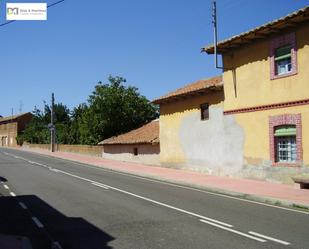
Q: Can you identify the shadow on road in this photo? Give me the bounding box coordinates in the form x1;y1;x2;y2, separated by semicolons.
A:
0;195;115;249
0;176;7;182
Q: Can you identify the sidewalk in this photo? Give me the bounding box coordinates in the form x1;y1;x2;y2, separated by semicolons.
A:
19;147;309;210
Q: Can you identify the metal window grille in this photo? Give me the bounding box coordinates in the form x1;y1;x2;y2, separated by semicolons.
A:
276;136;297;163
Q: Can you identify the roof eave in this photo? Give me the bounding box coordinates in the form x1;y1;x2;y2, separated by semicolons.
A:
152;83;223;105
202;6;309;54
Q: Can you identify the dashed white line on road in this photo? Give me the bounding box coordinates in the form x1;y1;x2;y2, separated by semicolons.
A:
10;192;16;197
91;182;110;189
48;167;234;228
199;219;266;242
248;231;290;245
2;150;309;215
32;217;44;228
49;167;59;172
3;184;9;189
19;202;28;209
52;241;63;249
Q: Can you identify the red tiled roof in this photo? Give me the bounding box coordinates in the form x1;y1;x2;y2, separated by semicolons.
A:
99;120;159;145
203;6;309;54
152;76;223;104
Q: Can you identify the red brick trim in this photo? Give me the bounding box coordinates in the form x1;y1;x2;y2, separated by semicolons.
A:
270;32;297;80
269;114;302;166
223;98;309;115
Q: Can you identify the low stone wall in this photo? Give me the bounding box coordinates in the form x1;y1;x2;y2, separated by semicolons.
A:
23;143;103;157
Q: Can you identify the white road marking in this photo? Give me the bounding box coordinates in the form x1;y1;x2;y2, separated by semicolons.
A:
248;231;290;245
32;217;44;228
10;192;16;197
49;168;59;172
2;150;308;218
43;167;234;227
3;184;9;189
31;152;309;215
199;219;266;242
19;202;28;209
52;241;63;249
92;182;109;189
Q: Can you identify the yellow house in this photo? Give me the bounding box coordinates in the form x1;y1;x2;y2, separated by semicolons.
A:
202;6;309;183
153;76;247;176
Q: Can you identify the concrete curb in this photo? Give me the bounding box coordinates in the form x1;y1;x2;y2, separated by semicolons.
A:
8;147;309;213
90;167;309;212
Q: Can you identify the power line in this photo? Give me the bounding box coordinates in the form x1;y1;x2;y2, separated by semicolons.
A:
0;0;65;28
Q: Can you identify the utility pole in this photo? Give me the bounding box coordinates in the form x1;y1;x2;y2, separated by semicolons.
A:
50;93;56;152
212;0;227;70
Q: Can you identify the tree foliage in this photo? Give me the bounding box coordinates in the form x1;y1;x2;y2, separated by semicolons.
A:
18;76;158;145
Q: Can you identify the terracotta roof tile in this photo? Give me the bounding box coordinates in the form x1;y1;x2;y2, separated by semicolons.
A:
203;6;309;54
152;75;223;104
99;119;159;145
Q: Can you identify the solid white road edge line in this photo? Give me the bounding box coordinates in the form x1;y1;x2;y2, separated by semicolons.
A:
199;219;266;243
91;182;109;189
3;184;9;189
51;168;234;228
38;152;309;216
3;150;309;215
19;202;28;209
248;231;290;245
10;192;16;197
32;217;44;228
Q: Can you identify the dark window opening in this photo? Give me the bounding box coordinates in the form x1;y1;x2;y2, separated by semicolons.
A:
133;147;138;156
201;103;209;121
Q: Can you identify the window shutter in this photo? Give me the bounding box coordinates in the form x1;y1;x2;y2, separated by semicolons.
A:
274;126;296;137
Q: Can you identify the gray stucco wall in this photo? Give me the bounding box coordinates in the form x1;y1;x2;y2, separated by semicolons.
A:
103;144;160;165
179;106;245;176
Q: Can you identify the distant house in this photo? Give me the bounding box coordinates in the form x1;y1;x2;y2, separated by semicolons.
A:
0;113;33;147
99;120;160;165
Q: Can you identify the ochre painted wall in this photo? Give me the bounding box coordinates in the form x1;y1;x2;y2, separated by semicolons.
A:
219;23;309;183
234;105;309;166
223;24;309;111
159;91;223;165
158;90;247;177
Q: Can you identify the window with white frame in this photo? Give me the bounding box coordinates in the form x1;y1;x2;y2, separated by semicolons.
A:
275;45;292;76
275;125;297;163
270;33;297;80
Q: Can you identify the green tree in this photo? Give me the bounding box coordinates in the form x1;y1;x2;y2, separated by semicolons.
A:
18;76;158;146
80;76;158;144
18;102;72;144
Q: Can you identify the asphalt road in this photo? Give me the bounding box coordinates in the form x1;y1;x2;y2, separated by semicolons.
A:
0;148;308;249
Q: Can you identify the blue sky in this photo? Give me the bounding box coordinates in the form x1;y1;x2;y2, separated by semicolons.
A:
0;0;308;116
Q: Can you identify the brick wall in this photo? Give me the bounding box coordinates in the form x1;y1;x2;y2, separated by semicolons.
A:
23;143;103;157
